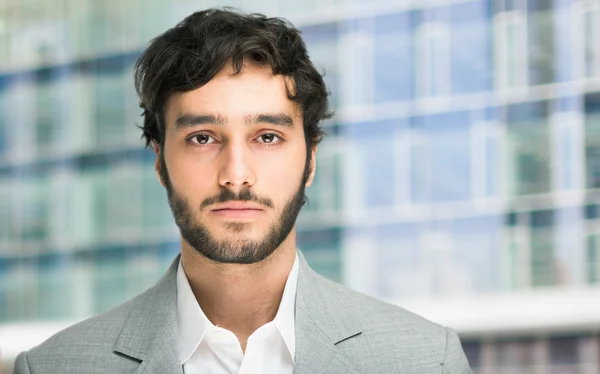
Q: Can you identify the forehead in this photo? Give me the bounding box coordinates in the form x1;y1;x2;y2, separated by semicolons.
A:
164;63;301;125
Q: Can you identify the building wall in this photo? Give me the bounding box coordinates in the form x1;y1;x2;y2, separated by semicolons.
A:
2;0;600;371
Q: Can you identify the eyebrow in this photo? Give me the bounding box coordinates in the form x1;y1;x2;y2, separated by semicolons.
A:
174;112;295;131
244;113;295;128
175;114;226;130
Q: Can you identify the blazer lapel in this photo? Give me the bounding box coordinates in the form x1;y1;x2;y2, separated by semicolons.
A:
113;255;183;374
133;318;182;374
110;251;362;374
293;252;362;374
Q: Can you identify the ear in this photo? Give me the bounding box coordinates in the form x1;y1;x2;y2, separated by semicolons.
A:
153;141;166;188
305;146;317;188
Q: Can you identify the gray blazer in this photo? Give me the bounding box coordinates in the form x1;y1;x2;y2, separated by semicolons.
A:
13;252;472;373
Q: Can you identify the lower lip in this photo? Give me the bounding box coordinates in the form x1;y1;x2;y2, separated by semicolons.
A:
211;209;263;219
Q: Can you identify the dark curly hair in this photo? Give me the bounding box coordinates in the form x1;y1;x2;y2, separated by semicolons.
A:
134;8;332;151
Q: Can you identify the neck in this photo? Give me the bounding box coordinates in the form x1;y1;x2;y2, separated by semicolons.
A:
180;236;297;345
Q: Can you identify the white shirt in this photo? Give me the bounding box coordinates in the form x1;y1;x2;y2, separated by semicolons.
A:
177;254;299;374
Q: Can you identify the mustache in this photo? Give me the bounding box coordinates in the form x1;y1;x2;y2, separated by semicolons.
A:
200;188;273;209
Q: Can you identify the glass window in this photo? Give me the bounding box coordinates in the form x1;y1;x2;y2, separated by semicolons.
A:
494;12;528;90
302;146;334;217
63;72;94;153
125;252;161;299
89;169;110;243
14;175;49;243
552;112;583;191
586;234;599;284
70;259;94;318
122;60;143;143
68;168;97;248
344;120;399;209
561;124;575;189
0;16;10;69
46;168;72;249
505;101;551;195
0;264;6;321
530;209;556;287
461;341;482;369
450;1;492;94
277;0;335;18
34;70;69;156
484;131;502;197
79;0;143;55
376;225;421;298
0;85;7;156
297;228;341;282
495;338;536;369
528;7;555;85
4;263;39;320
0;180;11;250
425;112;471;202
584;93;600;189
553;206;583;287
415;23;450;98
573;1;600;79
92;64;127;148
11;75;37;160
302;23;340;107
37;257;70;319
92;249;127;314
364;136;395;208
141;161;173;237
140;0;173;42
494;0;523;14
107;163;143;240
339;19;374;106
9;3;68;67
393;128;411;206
549;336;580;372
502;212;530;289
314;144;343;213
339;137;366;214
373;12;414;102
410;126;430;203
452;215;502;293
583;4;600;78
529;0;553;12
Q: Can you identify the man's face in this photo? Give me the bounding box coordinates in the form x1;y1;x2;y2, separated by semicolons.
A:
157;63;316;264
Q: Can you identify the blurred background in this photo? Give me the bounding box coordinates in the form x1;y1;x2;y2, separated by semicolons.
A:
1;0;600;372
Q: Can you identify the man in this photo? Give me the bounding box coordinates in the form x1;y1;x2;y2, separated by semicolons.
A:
14;8;472;374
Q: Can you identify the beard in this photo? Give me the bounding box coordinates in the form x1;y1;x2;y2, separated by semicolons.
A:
159;151;308;264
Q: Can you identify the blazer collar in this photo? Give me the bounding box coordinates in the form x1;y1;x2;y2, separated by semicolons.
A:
112;251;363;374
113;255;183;374
294;252;363;374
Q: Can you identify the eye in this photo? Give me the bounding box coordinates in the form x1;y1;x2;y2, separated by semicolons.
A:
257;133;281;144
189;133;215;145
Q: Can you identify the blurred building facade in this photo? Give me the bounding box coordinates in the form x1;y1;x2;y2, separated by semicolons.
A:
1;0;600;372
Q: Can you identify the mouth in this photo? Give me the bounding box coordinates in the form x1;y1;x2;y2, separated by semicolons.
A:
210;208;263;220
210;202;264;220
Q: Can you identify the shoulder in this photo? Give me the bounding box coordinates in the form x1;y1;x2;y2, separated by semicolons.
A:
311;273;471;372
30;298;133;355
316;273;447;337
17;293;142;372
309;274;472;372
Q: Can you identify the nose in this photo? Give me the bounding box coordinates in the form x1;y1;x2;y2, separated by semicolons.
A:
217;141;256;189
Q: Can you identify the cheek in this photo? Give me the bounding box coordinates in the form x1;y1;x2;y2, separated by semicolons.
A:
257;148;305;189
164;151;214;198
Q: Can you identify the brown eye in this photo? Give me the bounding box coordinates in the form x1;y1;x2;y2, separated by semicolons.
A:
258;133;280;144
190;133;215;145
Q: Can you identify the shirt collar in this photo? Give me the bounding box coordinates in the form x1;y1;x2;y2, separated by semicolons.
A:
176;253;300;364
273;252;299;360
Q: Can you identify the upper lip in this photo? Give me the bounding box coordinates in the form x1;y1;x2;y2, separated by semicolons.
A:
211;202;264;210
